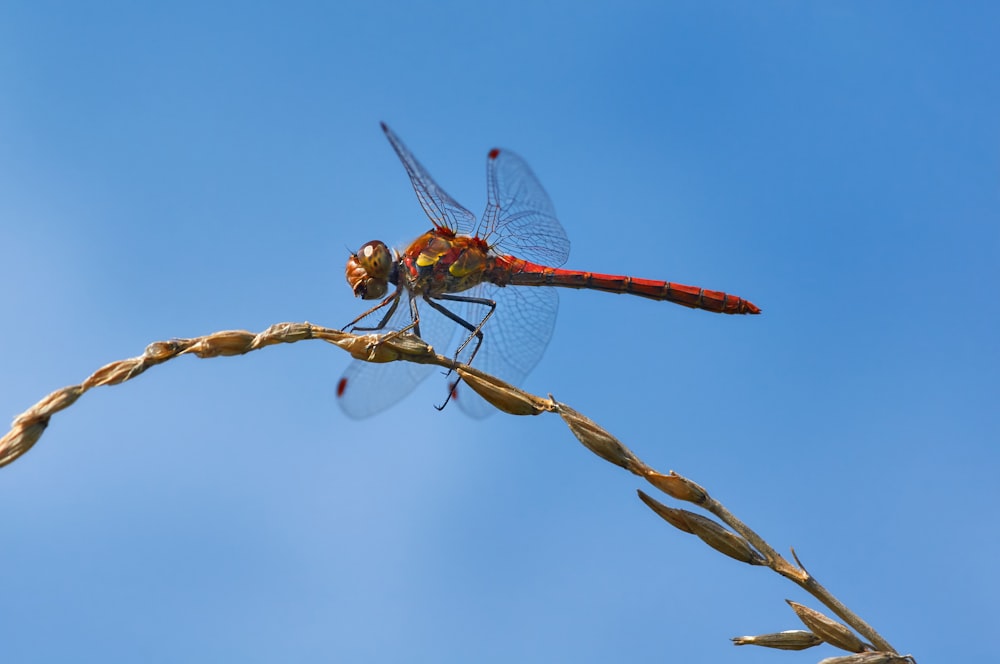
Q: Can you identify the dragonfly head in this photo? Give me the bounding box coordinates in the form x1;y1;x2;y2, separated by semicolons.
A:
346;240;393;300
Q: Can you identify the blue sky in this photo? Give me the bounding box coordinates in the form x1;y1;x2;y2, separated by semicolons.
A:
1;2;997;662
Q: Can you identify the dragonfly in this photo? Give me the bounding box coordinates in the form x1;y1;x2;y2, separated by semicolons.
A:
337;123;760;419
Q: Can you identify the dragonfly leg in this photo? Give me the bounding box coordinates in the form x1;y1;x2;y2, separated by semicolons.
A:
345;285;403;332
423;293;497;412
424;293;497;366
345;286;426;363
408;293;422;339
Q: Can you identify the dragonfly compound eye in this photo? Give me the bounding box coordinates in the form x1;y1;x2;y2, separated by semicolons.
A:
358;241;392;278
346;241;392;300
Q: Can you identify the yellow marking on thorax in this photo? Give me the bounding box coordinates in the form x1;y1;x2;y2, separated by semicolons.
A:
447;250;483;278
416;252;440;268
415;235;452;268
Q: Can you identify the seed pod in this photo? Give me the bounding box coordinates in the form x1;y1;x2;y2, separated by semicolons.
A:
787;601;868;652
0;418;48;467
817;653;910;664
456;368;549;416
731;630;823;650
557;403;642;470
645;470;708;504
335;332;430;363
637;490;695;533
683;511;765;565
192;330;257;357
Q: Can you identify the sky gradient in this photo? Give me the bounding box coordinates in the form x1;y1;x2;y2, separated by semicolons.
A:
1;3;997;662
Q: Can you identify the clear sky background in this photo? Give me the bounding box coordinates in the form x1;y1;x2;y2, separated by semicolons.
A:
1;3;997;662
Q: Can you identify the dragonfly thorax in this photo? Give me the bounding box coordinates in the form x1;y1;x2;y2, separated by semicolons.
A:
346;240;397;300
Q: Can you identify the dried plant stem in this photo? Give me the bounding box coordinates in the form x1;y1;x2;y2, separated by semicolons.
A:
701;496;894;652
0;323;907;661
0;322;455;468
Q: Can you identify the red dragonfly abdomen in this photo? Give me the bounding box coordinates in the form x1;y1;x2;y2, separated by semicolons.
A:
489;256;761;315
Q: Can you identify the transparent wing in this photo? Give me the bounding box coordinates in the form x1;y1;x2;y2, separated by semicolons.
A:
337;289;458;419
355;129;569;418
448;284;559;419
337;349;437;420
381;122;477;235
477;148;570;268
